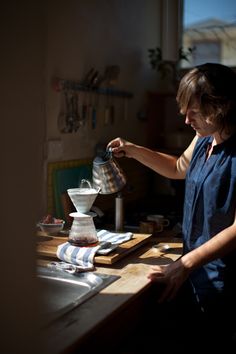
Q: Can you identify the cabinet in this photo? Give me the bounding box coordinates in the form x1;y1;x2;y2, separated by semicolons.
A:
146;91;194;151
146;92;178;149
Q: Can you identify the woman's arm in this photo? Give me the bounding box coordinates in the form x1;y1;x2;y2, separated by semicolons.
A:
148;212;236;302
107;135;198;179
181;216;236;271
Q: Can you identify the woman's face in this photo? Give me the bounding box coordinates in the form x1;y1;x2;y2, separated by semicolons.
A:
181;106;217;137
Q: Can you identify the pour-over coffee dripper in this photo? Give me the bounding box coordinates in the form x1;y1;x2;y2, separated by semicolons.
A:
67;179;100;246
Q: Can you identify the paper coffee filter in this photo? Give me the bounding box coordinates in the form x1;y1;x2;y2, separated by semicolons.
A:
67;187;99;213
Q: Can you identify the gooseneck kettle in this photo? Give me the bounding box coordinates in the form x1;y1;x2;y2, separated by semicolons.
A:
92;148;126;194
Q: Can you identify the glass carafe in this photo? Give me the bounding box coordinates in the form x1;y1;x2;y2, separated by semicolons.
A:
68;212;98;246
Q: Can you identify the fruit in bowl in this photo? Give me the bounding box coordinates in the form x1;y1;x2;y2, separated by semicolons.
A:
38;214;65;235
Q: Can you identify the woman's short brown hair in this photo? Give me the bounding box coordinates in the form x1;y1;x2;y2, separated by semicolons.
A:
176;63;236;132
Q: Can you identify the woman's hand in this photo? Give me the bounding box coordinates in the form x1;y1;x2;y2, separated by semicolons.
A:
107;137;134;158
147;258;190;303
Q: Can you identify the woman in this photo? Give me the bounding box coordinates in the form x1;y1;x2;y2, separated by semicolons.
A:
107;63;236;352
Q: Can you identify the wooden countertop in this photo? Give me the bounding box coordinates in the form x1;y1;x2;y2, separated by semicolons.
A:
38;230;183;354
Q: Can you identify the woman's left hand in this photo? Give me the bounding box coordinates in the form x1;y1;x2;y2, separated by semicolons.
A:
147;258;190;303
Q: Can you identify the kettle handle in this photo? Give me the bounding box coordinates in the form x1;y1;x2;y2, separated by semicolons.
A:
103;147;113;160
103;147;126;159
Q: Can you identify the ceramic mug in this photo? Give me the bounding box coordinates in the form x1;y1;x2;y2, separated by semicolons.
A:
146;214;170;233
139;221;155;234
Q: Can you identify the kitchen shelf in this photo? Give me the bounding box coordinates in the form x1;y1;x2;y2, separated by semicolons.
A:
52;77;133;98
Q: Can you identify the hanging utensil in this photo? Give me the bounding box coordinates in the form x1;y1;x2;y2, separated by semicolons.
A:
81;91;88;126
64;91;73;133
72;92;80;132
57;91;67;133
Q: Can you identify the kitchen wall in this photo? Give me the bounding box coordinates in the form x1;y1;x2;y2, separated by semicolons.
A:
45;0;161;159
41;0;164;213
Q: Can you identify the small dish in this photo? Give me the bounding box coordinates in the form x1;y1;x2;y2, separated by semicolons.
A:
38;220;65;235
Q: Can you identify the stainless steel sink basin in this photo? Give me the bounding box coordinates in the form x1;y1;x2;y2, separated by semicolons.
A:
37;266;118;326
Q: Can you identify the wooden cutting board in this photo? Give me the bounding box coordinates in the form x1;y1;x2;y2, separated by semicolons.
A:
37;233;152;265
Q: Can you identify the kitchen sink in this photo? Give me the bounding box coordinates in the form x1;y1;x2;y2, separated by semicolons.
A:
37;266;119;326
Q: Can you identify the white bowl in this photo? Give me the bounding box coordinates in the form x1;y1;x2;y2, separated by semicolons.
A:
38;221;65;235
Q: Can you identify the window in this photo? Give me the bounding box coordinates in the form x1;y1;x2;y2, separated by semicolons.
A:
181;0;236;68
192;41;221;66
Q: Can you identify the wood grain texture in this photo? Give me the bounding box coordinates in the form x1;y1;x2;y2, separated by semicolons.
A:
37;233;152;264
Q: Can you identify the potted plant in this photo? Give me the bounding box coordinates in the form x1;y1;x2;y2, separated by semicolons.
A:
148;46;195;90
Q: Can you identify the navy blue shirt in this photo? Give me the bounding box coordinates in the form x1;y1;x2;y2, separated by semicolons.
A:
182;134;236;300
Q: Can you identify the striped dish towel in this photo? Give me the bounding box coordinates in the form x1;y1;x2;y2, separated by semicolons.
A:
56;242;100;271
56;230;133;270
97;229;133;244
96;230;133;255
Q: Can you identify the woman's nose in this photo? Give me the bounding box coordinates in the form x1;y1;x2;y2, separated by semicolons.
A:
185;114;191;125
185;108;196;124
